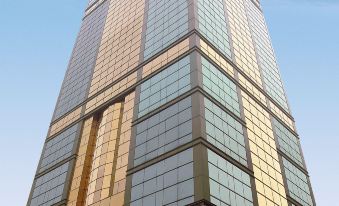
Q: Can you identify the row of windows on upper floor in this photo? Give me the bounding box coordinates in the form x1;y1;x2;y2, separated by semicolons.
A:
54;0;289;123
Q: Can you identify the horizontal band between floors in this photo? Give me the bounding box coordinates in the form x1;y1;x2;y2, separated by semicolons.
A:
50;30;293;128
126;137;255;178
46;53;299;144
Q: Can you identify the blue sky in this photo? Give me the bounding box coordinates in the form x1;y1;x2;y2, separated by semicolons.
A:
0;0;338;205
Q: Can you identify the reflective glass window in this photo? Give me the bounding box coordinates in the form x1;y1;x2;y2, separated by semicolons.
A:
135;97;192;166
273;118;304;167
138;56;191;118
208;149;253;206
39;124;78;172
205;98;247;166
245;0;289;111
197;0;232;58
30;162;70;206
144;0;189;60
282;158;313;206
53;1;109;120
131;149;194;206
202;57;240;117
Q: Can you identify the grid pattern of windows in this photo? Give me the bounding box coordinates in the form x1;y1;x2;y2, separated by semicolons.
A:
131;149;194;206
110;92;136;205
241;91;288;206
30;162;70;206
84;71;137;114
142;39;190;78
88;0;145;97
86;103;123;205
202;57;240;117
269;101;294;131
225;0;263;88
205;98;247;166
135;97;192;166
87;0;96;6
39;124;78;172
245;0;289;111
197;0;232;58
273;118;304;168
199;39;235;77
67;118;97;206
138;56;191;118
144;0;189;60
208;149;253;206
282;158;313;206
238;73;267;106
53;2;109;120
49;107;81;137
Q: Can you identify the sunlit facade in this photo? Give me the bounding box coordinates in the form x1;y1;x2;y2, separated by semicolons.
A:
27;0;316;206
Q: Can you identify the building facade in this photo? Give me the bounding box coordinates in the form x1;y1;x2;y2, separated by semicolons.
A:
27;0;316;206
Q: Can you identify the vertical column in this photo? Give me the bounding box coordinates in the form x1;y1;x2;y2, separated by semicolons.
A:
85;103;124;205
67;117;100;206
241;91;288;206
109;92;136;205
191;52;210;202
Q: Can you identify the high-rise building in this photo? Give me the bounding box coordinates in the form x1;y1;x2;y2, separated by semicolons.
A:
27;0;316;206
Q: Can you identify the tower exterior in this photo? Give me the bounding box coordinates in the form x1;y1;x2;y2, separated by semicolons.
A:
28;0;316;206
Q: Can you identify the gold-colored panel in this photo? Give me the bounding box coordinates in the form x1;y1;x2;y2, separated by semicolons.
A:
85;72;137;114
49;107;82;137
269;101;294;131
86;103;123;205
142;38;190;78
225;0;263;87
199;39;235;77
238;73;267;106
68;92;135;206
241;91;288;206
110;92;135;205
67;117;98;206
88;0;145;97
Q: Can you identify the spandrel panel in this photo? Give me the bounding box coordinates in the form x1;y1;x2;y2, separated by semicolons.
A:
144;0;189;60
208;149;253;206
53;1;109;120
131;148;194;206
134;97;192;166
39;124;79;172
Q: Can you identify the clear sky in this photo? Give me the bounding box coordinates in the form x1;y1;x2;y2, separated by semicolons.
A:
0;0;338;205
